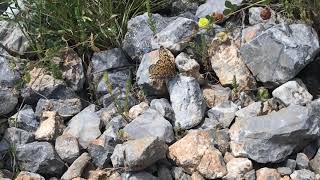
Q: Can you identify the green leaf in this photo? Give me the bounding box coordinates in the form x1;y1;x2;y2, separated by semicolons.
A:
223;9;232;16
225;0;233;9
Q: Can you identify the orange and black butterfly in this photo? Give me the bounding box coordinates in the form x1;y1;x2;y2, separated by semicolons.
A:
149;46;177;79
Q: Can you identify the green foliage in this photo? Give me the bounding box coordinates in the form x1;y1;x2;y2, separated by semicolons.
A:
257;87;269;102
146;0;157;35
279;0;320;23
116;129;128;141
231;75;239;95
224;0;239;15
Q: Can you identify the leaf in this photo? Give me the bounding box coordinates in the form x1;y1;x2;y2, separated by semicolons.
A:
223;9;232;16
225;0;233;9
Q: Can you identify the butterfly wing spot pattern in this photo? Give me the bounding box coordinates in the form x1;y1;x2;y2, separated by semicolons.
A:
149;46;177;80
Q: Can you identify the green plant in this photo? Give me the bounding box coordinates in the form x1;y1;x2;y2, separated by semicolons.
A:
116;129;129;141
231;75;239;99
146;0;157;35
257;87;269;102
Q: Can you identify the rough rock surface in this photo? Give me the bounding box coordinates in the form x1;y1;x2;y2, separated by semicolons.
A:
225;158;253;179
202;85;231;108
61;153;91;180
0;127;34;153
230;100;320;163
196;0;243;18
35;111;65;141
9;105;38;132
207;101;238;128
168;75;206;129
0;87;18;115
55;134;80;164
150;98;175;121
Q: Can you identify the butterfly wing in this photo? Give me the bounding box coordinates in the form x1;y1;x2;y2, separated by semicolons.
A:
149;47;176;79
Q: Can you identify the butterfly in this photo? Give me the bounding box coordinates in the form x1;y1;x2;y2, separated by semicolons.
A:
149;46;176;79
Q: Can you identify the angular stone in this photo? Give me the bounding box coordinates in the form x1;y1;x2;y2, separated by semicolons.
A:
225;158;253;179
202;85;231;108
230;100;320;163
35;98;82;119
0;127;34;153
150;98;175;121
35;111;65;141
128;102;149;120
210;43;256;90
16;171;45;180
63;105;101;148
244;170;256;180
99;115;127;142
240;23;319;86
235;101;262;119
158;165;173;180
111;137;167;171
0;87;18;115
123;109;174;143
256;168;280;180
9;105;38;132
272;79;313;106
16;142;65;176
277;167;292;176
168;130;227;179
0;55;19;86
248;7;277;26
121;171;158;180
207;101;238;128
168;75;205;129
196;0;243;18
310;148;320;174
55;134;80;164
171;166;192;180
0;21;28;54
290;169;316;180
175;52;201;79
152;17;198;52
296;153;310;170
61;153;91;180
87;139;114;168
123;13;172;60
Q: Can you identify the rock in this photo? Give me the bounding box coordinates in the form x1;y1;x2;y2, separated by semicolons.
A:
150;98;175;121
196;0;243;18
0;21;28;54
123;109;174;143
55;134;80;164
111;137;167;171
53;49;85;91
87;138;114;168
99;115;127;142
15;171;45;180
284;159;297;172
302;143;318;159
272;79;313;106
277;167;292;176
202;85;231;108
225;158;253;179
158;165;173;180
16;142;65;176
97;105;119;126
171;166;192;180
230;100;320;163
22;67;76;103
168;75;205;129
191;172;205;180
224;152;235;163
63;105;101;148
35;98;82;119
88;170;121;180
168;130;227;179
0;127;34;153
310;148;320;174
210;42;256;90
121;171;158;180
240;23;319;86
200;117;220;130
123;13;172;60
35;111;65;141
152;17;198;52
248;7;276;26
207;101;238;128
175;52;201;79
128;102;149;120
0;87;18;115
0;55;19;86
61;153;91;180
244;170;256;180
171;0;200;15
209;129;230;155
296;153;310;169
291;169;316;180
235;101;262;119
242;24;265;43
256;168;281;180
9;105;38;132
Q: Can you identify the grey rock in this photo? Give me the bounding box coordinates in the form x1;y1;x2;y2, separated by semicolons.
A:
61;153;91;180
97;69;131;95
235;101;262;119
0;55;19;86
202;85;232;108
248;7;277;26
272;79;313;106
16;142;65;176
196;0;243;18
207;101;238;128
302;143;318;159
0;127;34;153
150;98;175;121
230;100;320;163
0;21;28;54
0;87;18;115
240;23;319;86
242;24;266;43
101;86;136;109
121;171;159;180
171;167;192;180
296;153;310;169
35;98;82;119
123;13;172;60
277;167;292;176
209;129;230;155
87;137;115;168
63;105;101;148
9;105;38;132
55;134;80;164
284;159;297;172
244;170;256;180
152;17;198;52
171;0;200;15
158;165;173;180
99;115;127;142
310;148;320;174
200;117;220;130
123;109;174;143
175;52;201;80
128;102;149;120
111;137;168;171
291;169;316;180
168;75;205;130
225;158;253;179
